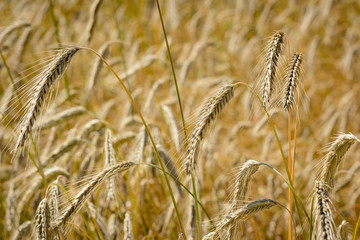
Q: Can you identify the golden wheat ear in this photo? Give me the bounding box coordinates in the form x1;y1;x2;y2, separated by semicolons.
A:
185;84;234;175
14;47;79;157
261;31;285;109
282;52;303;112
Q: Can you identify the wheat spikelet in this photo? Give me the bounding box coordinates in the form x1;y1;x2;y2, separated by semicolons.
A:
283;52;303;111
185;84;234;175
124;207;134;240
104;129;116;201
231;160;260;210
53;161;135;229
47;177;61;222
33;198;50;240
262;31;284;108
320;133;359;189
314;181;336;240
6;182;15;231
14;47;80;155
203;199;279;239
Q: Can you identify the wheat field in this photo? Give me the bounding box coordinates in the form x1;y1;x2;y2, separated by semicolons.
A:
1;0;360;239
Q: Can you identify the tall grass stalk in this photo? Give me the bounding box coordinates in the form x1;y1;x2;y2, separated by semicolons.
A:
156;1;200;238
81;47;187;238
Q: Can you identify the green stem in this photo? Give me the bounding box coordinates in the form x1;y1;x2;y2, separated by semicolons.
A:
353;214;360;240
82;47;186;238
156;1;197;239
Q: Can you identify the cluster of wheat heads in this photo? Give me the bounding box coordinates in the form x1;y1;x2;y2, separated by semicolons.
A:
1;0;360;239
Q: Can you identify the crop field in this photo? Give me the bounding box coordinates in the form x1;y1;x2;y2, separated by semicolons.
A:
0;0;360;239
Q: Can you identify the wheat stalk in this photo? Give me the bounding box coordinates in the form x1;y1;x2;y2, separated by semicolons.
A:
185;84;234;175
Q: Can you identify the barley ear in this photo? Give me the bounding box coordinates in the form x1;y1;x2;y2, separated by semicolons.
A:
34;198;50;240
262;31;285;108
231;160;260;210
185;84;234;175
320;133;359;189
314;181;336;240
283;52;303;112
14;47;79;155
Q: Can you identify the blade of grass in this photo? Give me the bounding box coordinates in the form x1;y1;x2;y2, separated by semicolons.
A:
155;1;200;238
353;214;360;240
81;47;186;238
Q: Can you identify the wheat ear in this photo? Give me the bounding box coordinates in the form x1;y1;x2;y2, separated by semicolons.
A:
231;160;260;210
283;52;303;111
14;47;79;154
124;205;134;240
185;84;234;175
314;181;336;240
34;198;50;240
104;129;116;201
320;133;359;189
203;199;279;239
262;31;284;108
53;161;134;229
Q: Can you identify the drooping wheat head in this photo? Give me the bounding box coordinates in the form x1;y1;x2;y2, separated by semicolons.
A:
14;47;80;155
185;84;234;175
